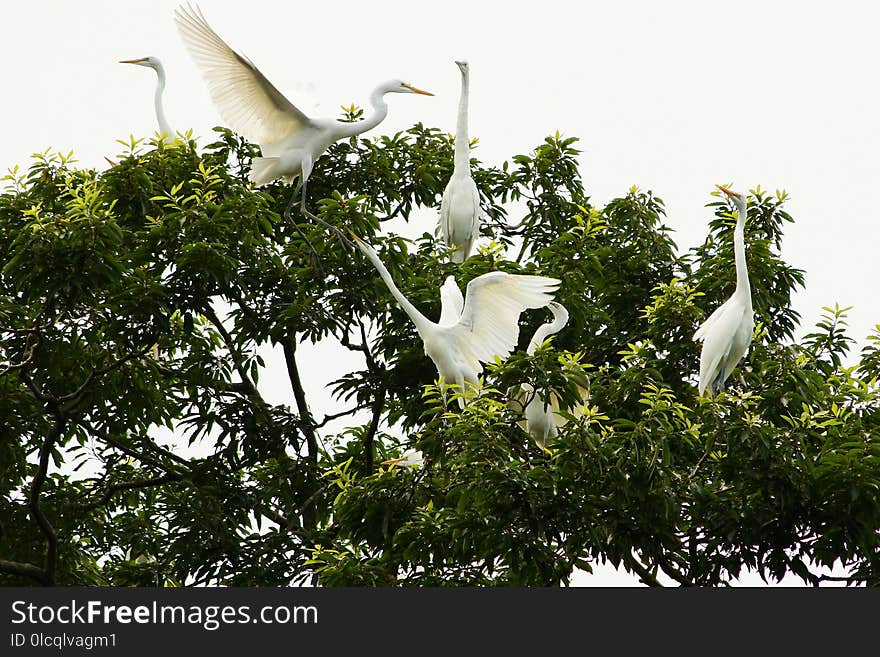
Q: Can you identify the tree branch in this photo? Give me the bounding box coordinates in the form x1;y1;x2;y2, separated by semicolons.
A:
201;304;263;403
623;553;664;587
281;338;318;530
29;413;66;586
364;381;386;473
315;405;367;429
0;558;48;585
72;473;184;513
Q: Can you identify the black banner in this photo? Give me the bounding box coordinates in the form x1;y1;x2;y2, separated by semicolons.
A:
0;586;875;654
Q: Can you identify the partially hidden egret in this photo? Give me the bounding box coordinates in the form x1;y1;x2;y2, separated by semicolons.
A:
174;4;433;218
693;185;755;396
349;230;560;408
119;56;176;144
509;302;587;448
381;449;424;469
439;60;480;263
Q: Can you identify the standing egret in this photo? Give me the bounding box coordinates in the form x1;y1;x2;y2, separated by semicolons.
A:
509;302;586;448
693;185;755;396
439;60;480;263
348;230;560;408
119;56;176;144
174;4;433;220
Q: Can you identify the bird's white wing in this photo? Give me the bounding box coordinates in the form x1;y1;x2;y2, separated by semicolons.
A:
693;296;733;342
438;276;465;326
174;4;311;146
465;177;481;242
450;272;560;363
697;298;746;393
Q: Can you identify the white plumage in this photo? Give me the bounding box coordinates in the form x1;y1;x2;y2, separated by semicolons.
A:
439;61;480;263
119;56;175;144
509;302;587;447
174;4;432;205
693;185;755;396
351;233;560;407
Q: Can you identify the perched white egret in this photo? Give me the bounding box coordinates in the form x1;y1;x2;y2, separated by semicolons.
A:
349;230;560;408
693;185;755;396
119;56;176;144
439;60;480;263
381;449;424;469
509;302;586;448
174;4;433;217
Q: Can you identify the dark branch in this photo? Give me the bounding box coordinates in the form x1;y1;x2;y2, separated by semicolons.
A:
0;558;48;585
29;413;66;586
623;554;664;588
315;405;367;429
72;473;184;513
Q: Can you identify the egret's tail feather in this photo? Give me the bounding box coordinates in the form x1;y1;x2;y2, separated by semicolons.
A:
450;246;467;264
249;157;281;186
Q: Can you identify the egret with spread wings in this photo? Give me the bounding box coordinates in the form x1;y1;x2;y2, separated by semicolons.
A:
439;60;480;263
349;230;560;408
119;56;176;144
174;4;433;219
693;185;755;396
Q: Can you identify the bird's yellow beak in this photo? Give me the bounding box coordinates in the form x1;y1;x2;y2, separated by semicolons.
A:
381;457;403;466
346;227;363;242
403;83;434;96
716;184;737;197
119;58;146;64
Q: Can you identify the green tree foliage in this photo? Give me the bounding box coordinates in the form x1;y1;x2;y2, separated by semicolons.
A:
1;123;878;587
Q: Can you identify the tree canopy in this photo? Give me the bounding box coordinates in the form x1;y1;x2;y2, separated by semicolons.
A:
1;121;878;587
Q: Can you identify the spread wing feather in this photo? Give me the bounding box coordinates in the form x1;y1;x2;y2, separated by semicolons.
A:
449;272;560;363
175;4;311;146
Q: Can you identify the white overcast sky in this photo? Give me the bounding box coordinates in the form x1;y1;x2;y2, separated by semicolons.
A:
3;1;875;586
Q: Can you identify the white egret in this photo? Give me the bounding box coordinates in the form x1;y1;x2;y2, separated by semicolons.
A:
439;60;480;263
693;185;755;396
349;230;560;408
381;449;424;468
509;302;587;448
174;4;433;218
119;56;176;144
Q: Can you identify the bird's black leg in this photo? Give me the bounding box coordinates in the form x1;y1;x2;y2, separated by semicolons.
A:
297;178;354;252
282;182;323;275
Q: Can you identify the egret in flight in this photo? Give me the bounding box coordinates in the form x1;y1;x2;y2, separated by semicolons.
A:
174;4;433;219
439;60;480;263
119;56;176;144
349;230;560;407
693;185;755;396
509;302;586;447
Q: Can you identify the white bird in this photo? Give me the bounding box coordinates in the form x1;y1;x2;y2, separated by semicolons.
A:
349;230;560;408
119;56;176;144
381;449;425;469
509;302;587;448
439;60;480;263
693;185;755;396
174;4;433;217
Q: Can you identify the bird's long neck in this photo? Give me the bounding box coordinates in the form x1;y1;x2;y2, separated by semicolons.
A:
153;65;174;142
358;243;433;335
527;307;568;354
527;323;555;355
336;86;389;138
453;67;470;173
733;201;751;305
